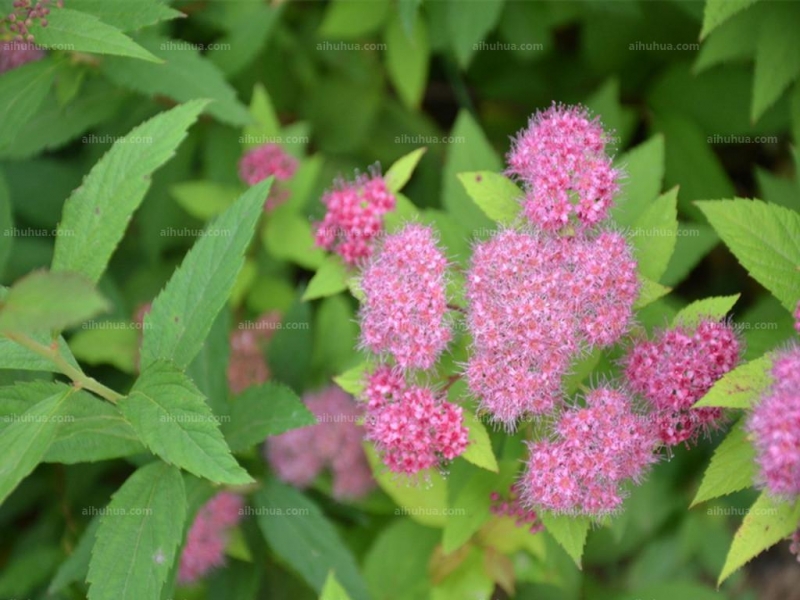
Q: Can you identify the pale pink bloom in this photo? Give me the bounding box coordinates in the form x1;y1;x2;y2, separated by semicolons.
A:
238;143;298;211
490;484;543;534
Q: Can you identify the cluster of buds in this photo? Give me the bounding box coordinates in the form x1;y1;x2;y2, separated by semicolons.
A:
238;143;298;212
490;484;543;533
2;0;59;42
227;311;281;394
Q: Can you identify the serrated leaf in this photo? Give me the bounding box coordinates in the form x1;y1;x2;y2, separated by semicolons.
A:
303;256;349;301
701;0;759;39
672;294;741;328
333;362;369;397
256;478;370;600
87;462;186;600
102;35;252;126
612;135;665;227
29;8;161;62
223;383;315;452
635;277;671;309
0;58;56;150
630;186;678;282
691;422;755;506
385;147;427;193
52;100;206;283
64;0;184;31
140;179;270;370
0;332;78;372
321;572;353;600
385;12;429;109
0;270;109;333
0;388;70;505
696;199;800;311
121;361;253;484
538;512;591;568
461;410;498;473
457;171;522;226
694;354;772;409
718;493;800;584
752;3;800;122
446;0;506;69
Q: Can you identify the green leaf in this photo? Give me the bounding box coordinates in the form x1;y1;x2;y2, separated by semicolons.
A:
185;307;231;418
0;271;109;334
171;180;242;221
431;546;493;600
694;355;772;409
457;171;522;226
264;210;326;270
121;360;253;485
333;362;370;397
64;0;184;31
29;8;162;62
630;186;678;282
0;58;56;150
662;223;720;287
52;100;206;283
312;295;358;377
102;35;252;126
87;462;186;600
461;410;498;473
635;277;672;310
69;325;139;374
752;2;800;122
672;294;741;328
267;296;312;393
223;383;315;452
695;8;760;73
208;3;282;77
385;147;427;193
321;572;353;600
701;0;759;39
0;388;70;505
612;135;665;228
318;0;390;38
0;173;10;277
446;0;506;69
49;517;99;594
243;83;281;149
696;199;800;312
303;256;349;301
442;467;496;554
140;179;270;371
256;478;370;600
718;493;800;584
385;12;429;109
0;332;78;372
538;512;591;568
691;422;755;506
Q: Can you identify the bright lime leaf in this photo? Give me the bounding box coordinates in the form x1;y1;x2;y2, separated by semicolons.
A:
69;325;139;374
303;256;349;301
140;179;270;370
718;493;800;584
87;462;186;600
630;186;678;281
321;572;353;600
0;59;56;150
457;171;522;226
121;361;253;485
333;362;370;397
461;410;499;473
385;12;429;109
243;83;281;149
52;100;206;283
0;271;109;333
696;199;800;312
635;277;671;310
385;147;427;193
539;511;591;568
612;135;665;228
264;210;326;270
171;180;242;221
691;422;755;506
701;0;759;39
256;478;369;600
694;354;772;409
222;382;316;452
752;2;800;122
672;294;741;328
430;545;494;600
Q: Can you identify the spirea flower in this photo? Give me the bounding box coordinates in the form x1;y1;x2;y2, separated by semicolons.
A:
360;224;451;370
238;143;299;211
314;171;395;266
623;318;741;446
265;386;375;500
0;39;43;73
506;103;620;232
364;366;469;476
519;387;657;515
465;229;638;427
490;484;543;534
227;311;281;394
1;0;59;43
178;492;244;585
747;345;800;498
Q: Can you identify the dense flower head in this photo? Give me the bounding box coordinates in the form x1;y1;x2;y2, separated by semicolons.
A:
519;387;658;515
314;171;395;265
238;143;298;211
265;386;375;500
490;484;543;534
360;224;451;370
364;366;469;476
465;228;638;427
747;345;800;498
0;40;44;73
227;311;281;394
178;492;244;585
506;103;620;232
623;318;741;446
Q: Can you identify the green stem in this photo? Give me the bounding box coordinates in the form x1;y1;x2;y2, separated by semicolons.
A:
5;332;123;404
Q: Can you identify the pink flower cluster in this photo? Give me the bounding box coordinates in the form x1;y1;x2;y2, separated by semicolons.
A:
747;345;800;498
623;318;741;446
506;104;620;232
360;224;451;371
178;492;243;585
314;172;395;266
265;386;375;500
520;387;657;515
490;484;543;534
238;143;298;211
227;312;281;394
1;0;59;43
465;229;638;427
0;40;43;73
364;367;469;476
